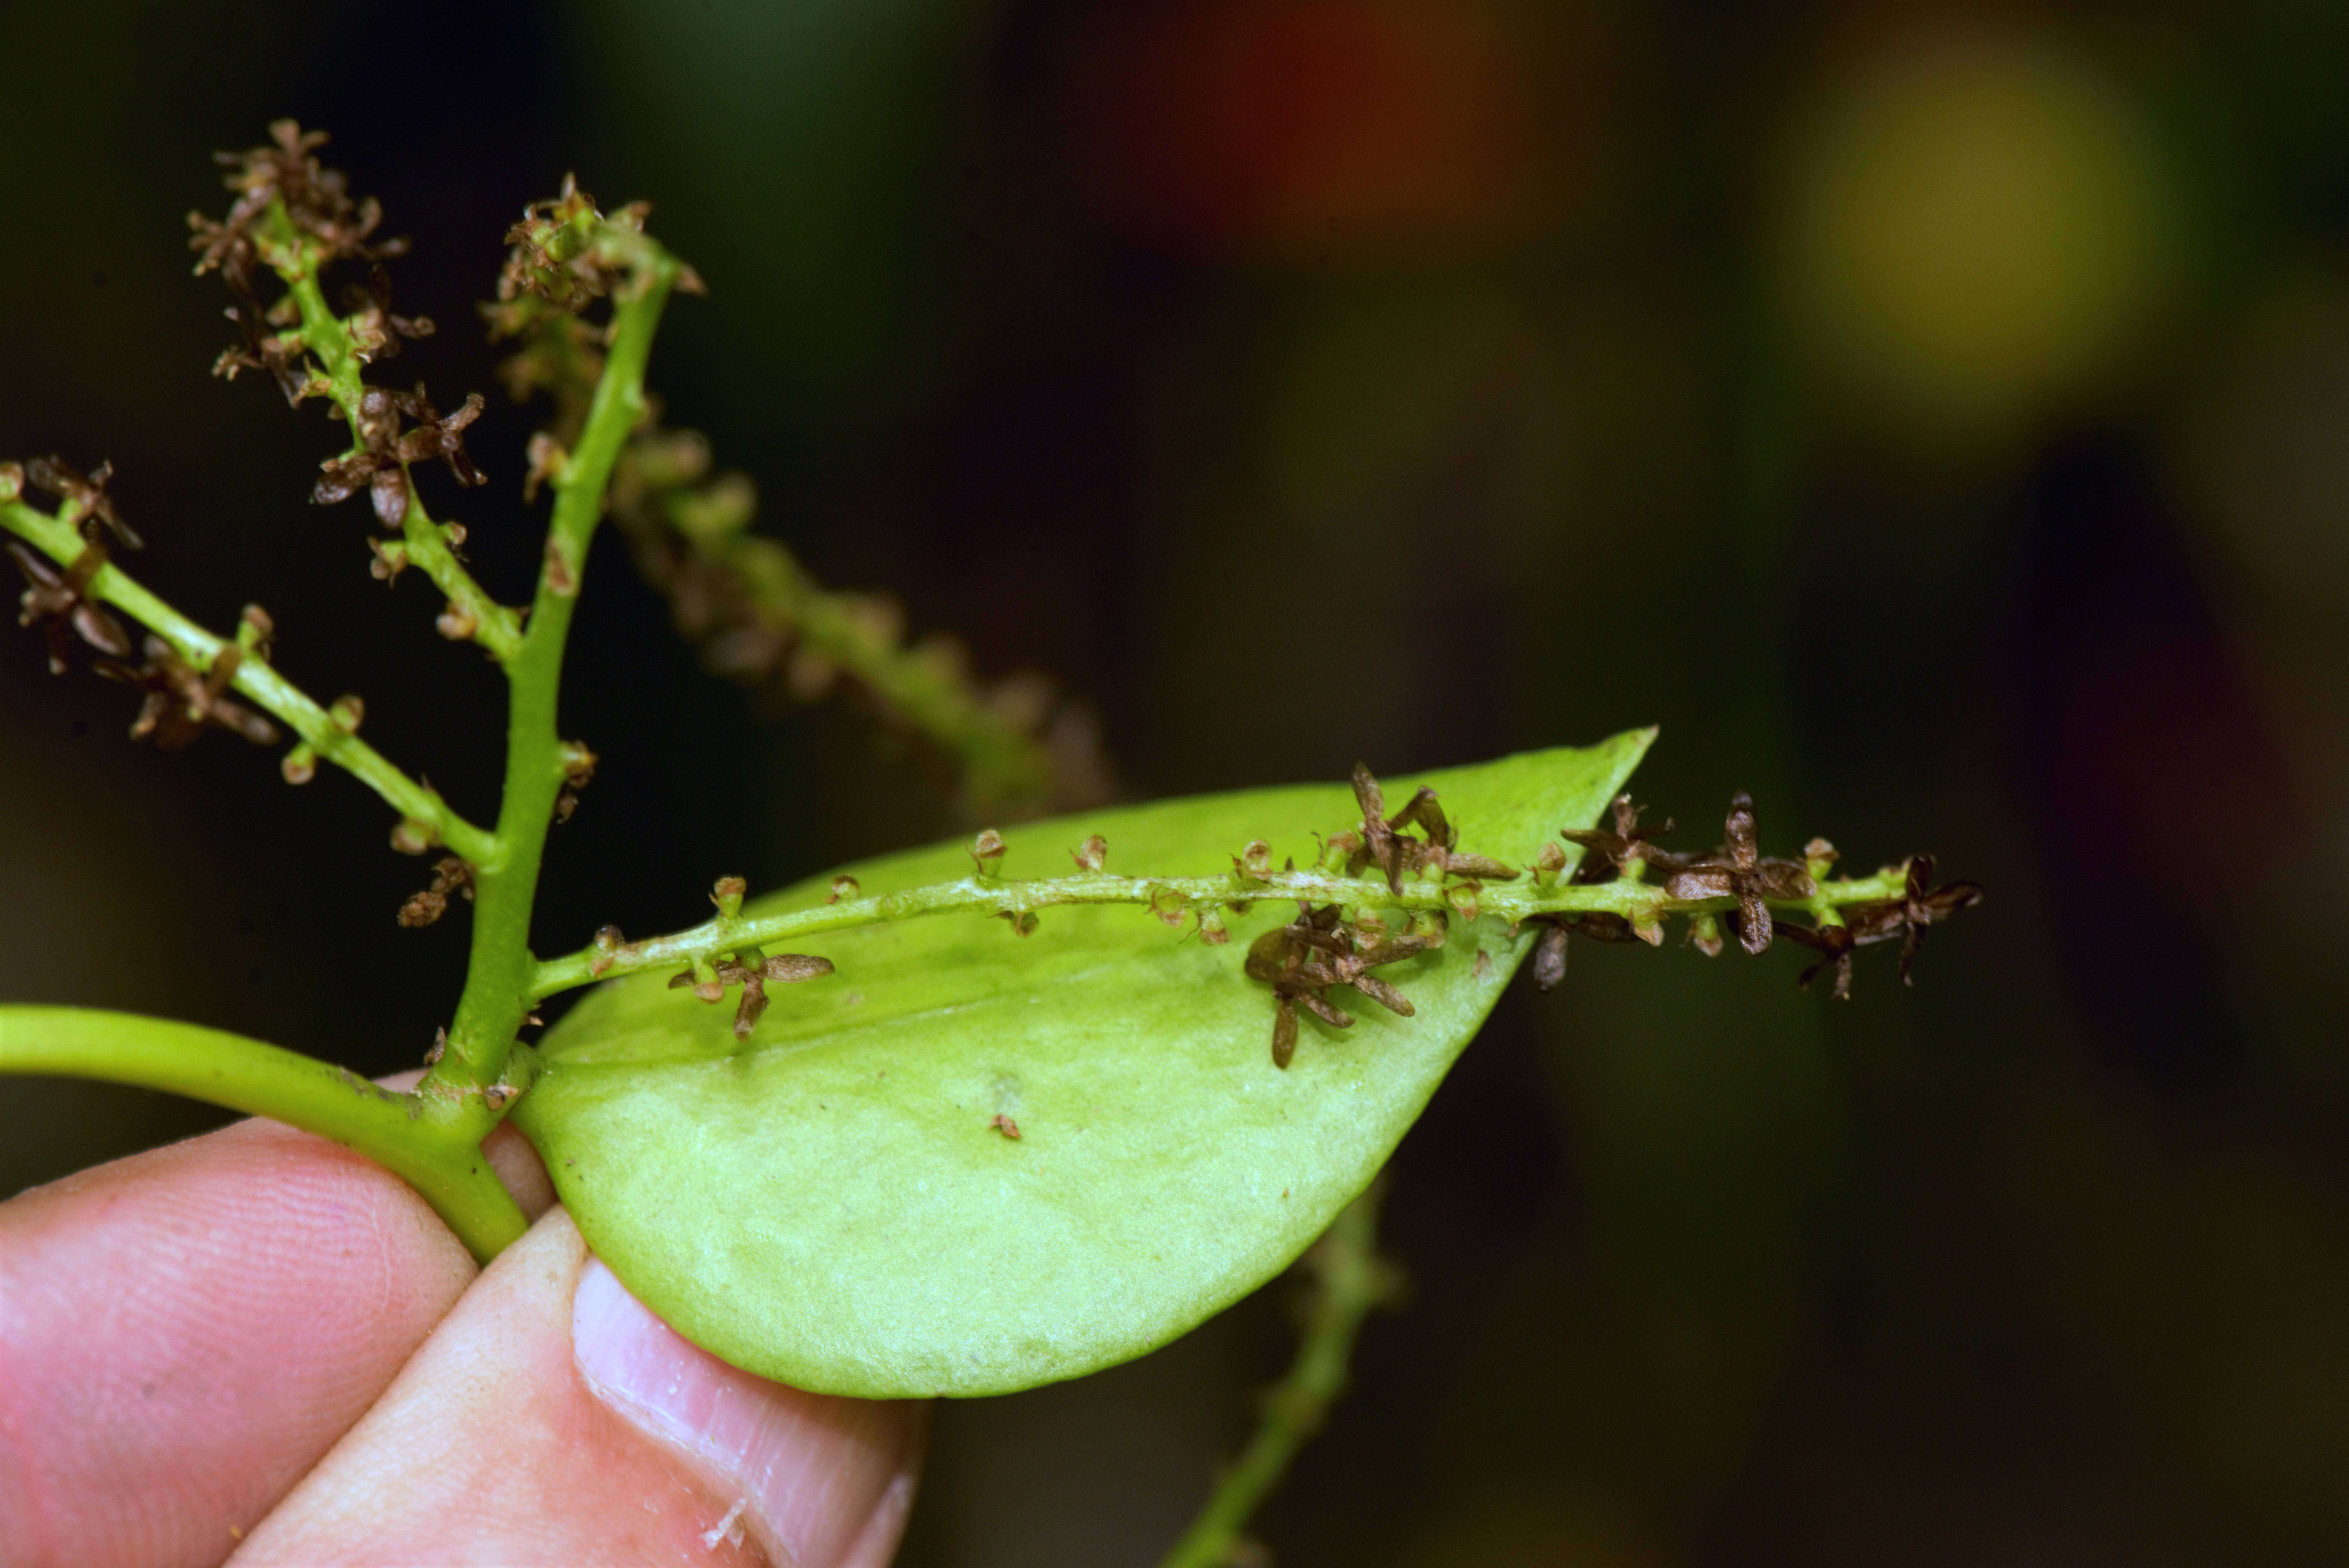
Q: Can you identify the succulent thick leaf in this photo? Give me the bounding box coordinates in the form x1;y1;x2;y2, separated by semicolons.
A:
517;732;1652;1397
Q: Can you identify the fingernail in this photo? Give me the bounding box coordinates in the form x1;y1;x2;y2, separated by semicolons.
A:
574;1256;924;1568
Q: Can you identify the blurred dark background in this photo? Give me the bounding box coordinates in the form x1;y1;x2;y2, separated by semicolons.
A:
7;0;2349;1562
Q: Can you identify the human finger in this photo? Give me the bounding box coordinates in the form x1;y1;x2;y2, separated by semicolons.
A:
0;1070;554;1568
0;1116;475;1568
232;1207;927;1567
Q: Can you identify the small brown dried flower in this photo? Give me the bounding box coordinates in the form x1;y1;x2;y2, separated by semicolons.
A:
671;951;836;1038
1246;900;1440;1069
10;538;132;672
27;458;141;550
554;741;597;824
96;636;277;749
1845;855;1986;985
398;857;476;928
1777;921;1859;1000
1344;763;1517;892
1559;792;1693;882
314;386;487;527
1659;793;1816;954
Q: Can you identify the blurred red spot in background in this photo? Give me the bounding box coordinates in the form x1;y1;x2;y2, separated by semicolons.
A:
1065;0;1570;261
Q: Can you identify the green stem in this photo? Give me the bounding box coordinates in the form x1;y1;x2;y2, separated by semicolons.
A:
531;864;1917;1000
428;253;683;1102
0;497;494;862
259;203;522;663
1159;1183;1392;1568
0;1006;526;1262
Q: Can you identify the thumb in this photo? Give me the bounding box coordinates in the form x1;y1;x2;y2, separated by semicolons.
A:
574;1254;926;1566
232;1208;925;1567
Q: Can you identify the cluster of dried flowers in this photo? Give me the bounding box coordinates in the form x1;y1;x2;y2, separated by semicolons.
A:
4;457;281;749
1246;765;1514;1068
189;121;427;404
7;459;135;672
1249;768;1984;1066
6;126;1127;949
1536;789;1984;999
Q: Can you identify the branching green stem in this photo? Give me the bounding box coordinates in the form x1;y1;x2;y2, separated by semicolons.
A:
530;862;1916;1001
258;201;522;663
1159;1182;1393;1568
2;194;691;1244
427;241;685;1110
0;1007;526;1262
0;495;495;863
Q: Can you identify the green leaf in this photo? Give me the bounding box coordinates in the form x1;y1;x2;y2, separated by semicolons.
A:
516;732;1653;1397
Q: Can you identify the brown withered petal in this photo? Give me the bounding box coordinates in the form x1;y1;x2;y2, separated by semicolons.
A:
1298;993;1353;1029
1385;785;1455;850
1349;762;1403;892
1563;793;1690;881
1271;997;1299;1070
1778;921;1858;1000
10;539;132;672
370;467;410;528
27;457;141;550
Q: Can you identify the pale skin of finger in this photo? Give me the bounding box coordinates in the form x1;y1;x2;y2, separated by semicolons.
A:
1;1116;495;1568
0;1071;550;1568
233;1208;926;1568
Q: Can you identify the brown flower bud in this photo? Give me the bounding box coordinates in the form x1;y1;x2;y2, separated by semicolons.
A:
711;876;747;920
1072;834;1107;873
1687;913;1724;958
827;874;861;905
971;829;1007;878
1531;923;1569;991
